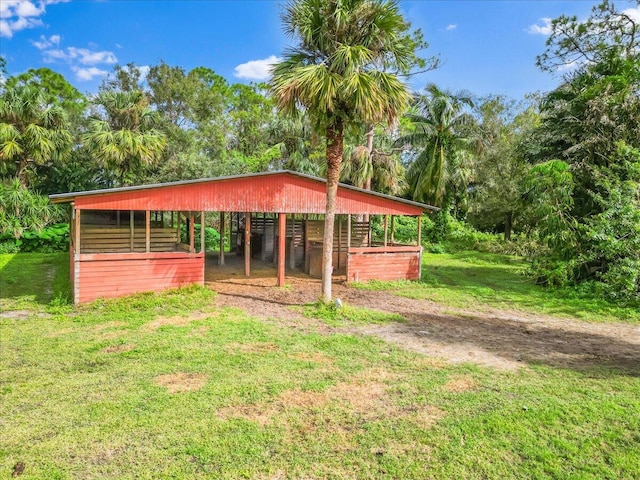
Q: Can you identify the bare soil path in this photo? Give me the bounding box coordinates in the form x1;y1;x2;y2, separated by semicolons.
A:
206;258;640;374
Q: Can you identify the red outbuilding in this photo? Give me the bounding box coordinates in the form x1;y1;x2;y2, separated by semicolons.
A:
50;171;436;303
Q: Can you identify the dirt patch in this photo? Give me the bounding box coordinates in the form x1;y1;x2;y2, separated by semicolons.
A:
443;375;477;393
0;310;49;320
155;373;208;394
102;344;135;354
224;342;280;354
206;256;640;374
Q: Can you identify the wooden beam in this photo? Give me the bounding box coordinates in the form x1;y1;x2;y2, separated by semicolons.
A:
337;215;342;269
272;214;278;264
130;210;134;252
390;216;395;244
145;210;151;253
75;207;81;254
189;213;195;253
346;214;351;281
176;212;181;245
200;211;205;254
289;216;296;270
383;215;388;247
219;212;225;266
278;213;286;286
244;212;251;276
417;215;422;246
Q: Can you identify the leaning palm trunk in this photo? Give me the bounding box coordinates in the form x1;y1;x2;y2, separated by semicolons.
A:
322;121;343;302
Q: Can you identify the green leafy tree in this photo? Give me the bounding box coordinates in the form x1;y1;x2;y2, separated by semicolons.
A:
271;0;424;301
396;84;477;240
4;68;86;124
0;84;72;187
0;178;63;239
83;90;166;186
470;96;538;240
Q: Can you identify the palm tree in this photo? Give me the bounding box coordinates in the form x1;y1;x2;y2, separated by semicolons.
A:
271;0;419;301
398;84;476;207
341;126;404;195
83;91;166;186
0;84;72;187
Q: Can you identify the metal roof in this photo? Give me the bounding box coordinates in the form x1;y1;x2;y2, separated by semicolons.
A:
50;170;437;215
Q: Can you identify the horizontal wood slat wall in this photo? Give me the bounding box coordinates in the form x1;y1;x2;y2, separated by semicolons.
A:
79;226;179;254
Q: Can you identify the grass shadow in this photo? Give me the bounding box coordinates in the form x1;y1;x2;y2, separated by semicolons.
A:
0;252;70;307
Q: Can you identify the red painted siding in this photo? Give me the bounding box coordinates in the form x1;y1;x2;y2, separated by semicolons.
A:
347;247;421;283
75;252;204;303
72;173;424;216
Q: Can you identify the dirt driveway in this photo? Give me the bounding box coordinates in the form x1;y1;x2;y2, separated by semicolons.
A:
206;258;640;374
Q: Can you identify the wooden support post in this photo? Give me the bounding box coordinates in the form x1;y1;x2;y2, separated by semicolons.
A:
116;211;120;227
369;217;373;247
390;216;395;244
272;214;278;264
289;216;296;270
189;213;195;253
346;214;351;281
417;215;422;246
200;211;205;254
337;215;342;269
383;215;388;247
75;207;81;254
278;213;286;286
244;212;251;276
219;212;225;265
176;212;181;244
130;210;134;252
145;210;151;253
171;211;174;228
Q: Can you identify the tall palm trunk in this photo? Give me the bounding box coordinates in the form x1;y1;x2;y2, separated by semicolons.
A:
322;119;344;302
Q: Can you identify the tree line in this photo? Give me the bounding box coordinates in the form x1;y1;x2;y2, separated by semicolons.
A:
1;0;638;302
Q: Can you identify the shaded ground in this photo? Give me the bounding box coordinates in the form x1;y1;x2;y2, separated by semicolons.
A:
206;254;640;374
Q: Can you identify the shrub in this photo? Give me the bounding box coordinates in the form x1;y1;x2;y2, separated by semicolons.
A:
0;223;69;253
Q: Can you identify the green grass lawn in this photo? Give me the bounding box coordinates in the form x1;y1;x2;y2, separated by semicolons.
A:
355;251;640;323
1;253;639;479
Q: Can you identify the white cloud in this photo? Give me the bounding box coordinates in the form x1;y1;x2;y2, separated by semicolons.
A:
234;55;280;80
622;6;640;23
0;0;68;38
446;24;457;31
527;18;552;35
42;46;118;65
72;66;108;81
30;33;60;49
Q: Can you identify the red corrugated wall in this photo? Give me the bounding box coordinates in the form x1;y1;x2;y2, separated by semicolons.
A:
72;173;424;216
347;248;421;283
75;252;204;303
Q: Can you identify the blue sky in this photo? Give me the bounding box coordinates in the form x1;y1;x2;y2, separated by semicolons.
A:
1;0;639;99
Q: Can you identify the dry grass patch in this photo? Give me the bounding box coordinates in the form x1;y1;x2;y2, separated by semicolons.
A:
443;375;478;393
217;368;403;426
187;325;211;337
145;312;210;331
155;373;208;394
93;321;126;331
98;330;129;341
101;344;135;354
287;351;334;364
411;405;447;429
224;342;280;354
